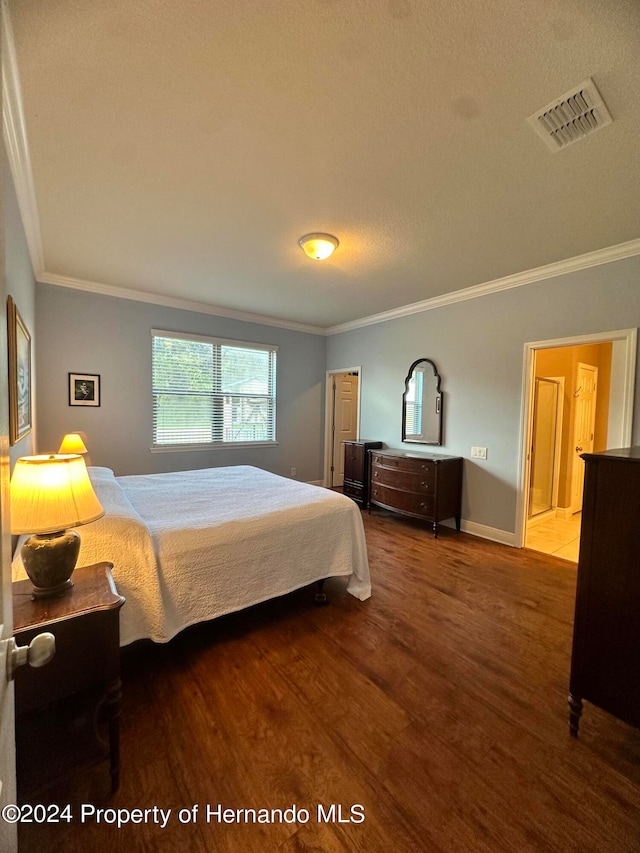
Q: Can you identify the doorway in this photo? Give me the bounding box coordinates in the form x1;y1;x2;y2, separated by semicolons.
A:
526;348;606;560
324;367;361;488
518;328;637;558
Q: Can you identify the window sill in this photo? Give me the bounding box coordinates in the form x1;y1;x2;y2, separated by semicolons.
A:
150;441;278;453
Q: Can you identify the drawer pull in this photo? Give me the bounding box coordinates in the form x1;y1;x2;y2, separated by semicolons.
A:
374;471;378;477
421;481;429;489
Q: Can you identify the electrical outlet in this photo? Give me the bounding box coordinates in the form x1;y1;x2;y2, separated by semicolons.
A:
290;467;296;476
471;446;488;460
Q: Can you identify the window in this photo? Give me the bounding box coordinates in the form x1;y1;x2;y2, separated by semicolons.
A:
152;330;277;448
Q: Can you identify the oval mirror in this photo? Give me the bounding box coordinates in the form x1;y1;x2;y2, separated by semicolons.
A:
402;358;443;445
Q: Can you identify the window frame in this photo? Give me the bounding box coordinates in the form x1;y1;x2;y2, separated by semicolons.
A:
150;328;278;452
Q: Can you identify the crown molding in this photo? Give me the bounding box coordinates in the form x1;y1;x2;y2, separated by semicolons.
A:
2;1;45;276
35;237;640;339
326;237;640;335
38;271;327;335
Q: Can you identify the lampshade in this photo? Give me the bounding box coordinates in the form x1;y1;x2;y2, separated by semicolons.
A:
58;432;88;454
298;233;339;260
10;454;104;535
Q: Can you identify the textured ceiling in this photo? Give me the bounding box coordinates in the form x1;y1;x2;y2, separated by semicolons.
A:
9;0;640;329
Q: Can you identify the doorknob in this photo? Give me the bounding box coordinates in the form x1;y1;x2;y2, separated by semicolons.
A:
6;632;56;681
575;446;583;453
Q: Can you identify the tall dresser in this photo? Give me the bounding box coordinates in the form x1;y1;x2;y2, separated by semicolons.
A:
342;440;383;507
369;449;463;538
569;447;640;735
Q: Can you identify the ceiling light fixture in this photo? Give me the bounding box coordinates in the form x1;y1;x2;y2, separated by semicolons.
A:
298;233;339;260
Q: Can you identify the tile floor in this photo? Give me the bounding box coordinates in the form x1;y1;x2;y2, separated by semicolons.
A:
525;511;582;562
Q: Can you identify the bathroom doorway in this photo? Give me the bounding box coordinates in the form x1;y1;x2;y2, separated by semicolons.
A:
518;328;636;561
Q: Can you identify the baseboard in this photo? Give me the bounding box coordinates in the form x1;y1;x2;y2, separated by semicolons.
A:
307;480;324;487
451;519;517;547
526;509;556;529
555;506;576;520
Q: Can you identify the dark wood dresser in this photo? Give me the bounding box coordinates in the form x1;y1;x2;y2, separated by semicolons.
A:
569;447;640;735
343;440;382;507
369;449;463;537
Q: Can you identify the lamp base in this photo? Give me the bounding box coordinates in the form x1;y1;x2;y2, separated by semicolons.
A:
31;577;74;600
21;530;80;599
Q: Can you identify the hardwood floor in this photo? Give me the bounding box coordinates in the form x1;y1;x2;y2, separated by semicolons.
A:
17;510;640;852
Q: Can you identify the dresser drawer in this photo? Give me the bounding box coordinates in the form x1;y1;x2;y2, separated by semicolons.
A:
371;464;434;492
370;484;435;518
371;453;436;476
343;480;365;502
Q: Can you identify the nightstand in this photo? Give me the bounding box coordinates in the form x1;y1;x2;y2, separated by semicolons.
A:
13;562;125;792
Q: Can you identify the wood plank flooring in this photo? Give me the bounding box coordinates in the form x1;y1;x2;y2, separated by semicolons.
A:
17;510;640;852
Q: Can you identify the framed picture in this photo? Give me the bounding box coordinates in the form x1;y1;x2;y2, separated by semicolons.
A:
69;373;101;407
7;295;32;445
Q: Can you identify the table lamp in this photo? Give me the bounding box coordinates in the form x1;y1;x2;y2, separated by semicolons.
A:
10;454;104;598
58;432;88;454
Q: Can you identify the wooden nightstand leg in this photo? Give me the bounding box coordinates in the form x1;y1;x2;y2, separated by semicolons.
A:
568;692;583;737
105;677;122;791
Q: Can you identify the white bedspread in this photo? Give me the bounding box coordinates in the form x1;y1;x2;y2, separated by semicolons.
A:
13;466;371;645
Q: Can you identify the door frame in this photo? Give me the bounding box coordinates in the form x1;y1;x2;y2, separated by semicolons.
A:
516;328;637;549
323;366;362;488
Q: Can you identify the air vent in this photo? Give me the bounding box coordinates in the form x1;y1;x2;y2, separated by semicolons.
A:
527;78;612;152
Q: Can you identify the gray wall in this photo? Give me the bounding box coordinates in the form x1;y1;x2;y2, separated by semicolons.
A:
36;284;326;480
5;159;36;466
327;257;640;536
30;253;640;533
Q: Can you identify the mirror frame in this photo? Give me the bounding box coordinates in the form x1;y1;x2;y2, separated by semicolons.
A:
402;358;443;446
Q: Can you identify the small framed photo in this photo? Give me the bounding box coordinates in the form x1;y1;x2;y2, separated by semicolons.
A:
7;295;32;445
69;373;101;407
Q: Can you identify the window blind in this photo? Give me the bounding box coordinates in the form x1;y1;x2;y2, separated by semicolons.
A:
405;370;424;436
152;331;277;447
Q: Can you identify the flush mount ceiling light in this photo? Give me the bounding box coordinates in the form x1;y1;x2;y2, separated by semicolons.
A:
298;233;339;260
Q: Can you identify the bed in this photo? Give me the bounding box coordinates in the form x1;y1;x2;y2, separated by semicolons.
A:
12;465;371;646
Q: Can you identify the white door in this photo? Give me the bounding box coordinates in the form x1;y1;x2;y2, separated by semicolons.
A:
331;373;359;487
0;512;17;853
570;363;598;513
0;221;18;851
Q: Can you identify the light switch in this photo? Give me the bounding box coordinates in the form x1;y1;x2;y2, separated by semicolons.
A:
471;446;488;459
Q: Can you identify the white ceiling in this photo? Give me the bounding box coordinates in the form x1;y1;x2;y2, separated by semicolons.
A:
8;0;640;330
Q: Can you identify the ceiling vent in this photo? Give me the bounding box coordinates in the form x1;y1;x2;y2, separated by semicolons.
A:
527;78;613;152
